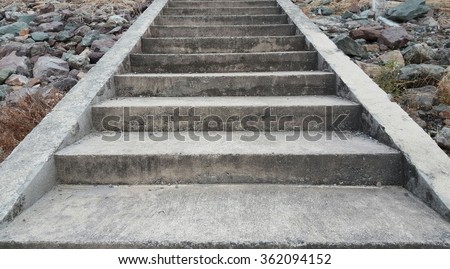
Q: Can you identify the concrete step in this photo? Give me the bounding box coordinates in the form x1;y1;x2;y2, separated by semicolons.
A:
168;1;278;8
149;25;296;37
91;96;361;132
141;36;305;54
3;185;450;248
163;7;282;15
155;14;288;25
130;51;317;73
54;131;401;185
114;71;336;97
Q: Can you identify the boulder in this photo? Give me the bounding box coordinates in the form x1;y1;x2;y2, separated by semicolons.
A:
33;56;70;79
378;27;413;49
402;43;437;64
5;74;29;86
385;0;430;22
0;51;31;76
435;127;450;149
333;34;367;58
350;26;381;42
399;64;446;81
0;22;28;36
378;50;406;67
30;31;50;42
400;85;437;110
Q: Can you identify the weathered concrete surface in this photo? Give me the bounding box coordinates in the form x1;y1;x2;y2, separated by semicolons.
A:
114;71;336;97
55;131;402;185
141;36;305;54
2;185;449;248
91;96;361;131
168;1;278;8
0;0;170;225
130;52;318;73
163;7;281;15
276;0;450;220
155;14;288;25
149;25;296;37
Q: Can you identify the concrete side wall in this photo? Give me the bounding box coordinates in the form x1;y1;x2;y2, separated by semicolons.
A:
277;0;450;220
0;0;169;225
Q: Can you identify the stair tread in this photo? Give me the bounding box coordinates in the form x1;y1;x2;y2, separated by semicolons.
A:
55;131;397;156
116;71;332;77
1;184;449;248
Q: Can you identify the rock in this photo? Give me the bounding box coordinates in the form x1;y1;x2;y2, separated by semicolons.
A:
106;15;128;25
350;26;381;42
51;77;78;92
80;31;101;47
0;22;28;36
363;44;380;53
401;85;437;110
5;74;29;86
88;51;104;64
30;31;49;42
348;3;361;13
62;52;90;69
18;14;37;24
378;50;406;67
333;34;367;58
29;42;49;58
435;127;450;149
38;3;55;14
418;16;439;30
402;43;437;64
0;85;12;101
440;107;450;119
313;6;334;16
355;61;383;78
0;33;15;43
37;21;64;32
385;0;430;22
378;27;413;49
342;11;354;19
33;56;70;79
399;64;446;81
0;51;30;76
322;0;332;5
5;87;41;105
0;69;13;84
91;38;115;53
55;30;73;42
35;12;61;24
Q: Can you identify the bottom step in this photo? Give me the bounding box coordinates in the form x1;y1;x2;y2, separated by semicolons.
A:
1;185;450;248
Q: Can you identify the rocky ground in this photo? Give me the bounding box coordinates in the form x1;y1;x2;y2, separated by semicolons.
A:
295;0;450;155
0;0;449;162
0;0;150;162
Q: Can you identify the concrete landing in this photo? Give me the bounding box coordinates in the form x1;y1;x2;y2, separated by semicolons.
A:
1;185;449;248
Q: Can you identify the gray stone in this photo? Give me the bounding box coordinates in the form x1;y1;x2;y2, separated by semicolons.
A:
106;15;128;25
30;32;49;42
378;27;413;49
385;0;430;22
51;77;78;92
80;31;100;47
342;11;354;19
37;21;64;32
91;38;115;53
0;85;12;101
377;50;406;67
0;51;30;76
55;30;73;42
33;56;70;79
332;34;367;58
435;127;450;149
0;69;13;84
62;53;90;69
401;85;438;110
0;22;28;36
403;43;438;64
0;33;15;43
317;6;333;16
399;64;446;80
4;87;41;105
5;74;29;86
18;14;37;24
29;42;49;58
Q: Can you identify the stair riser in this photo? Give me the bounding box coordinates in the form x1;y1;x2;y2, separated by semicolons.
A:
56;154;403;185
130;52;317;73
92;106;361;132
149;25;295;37
141;36;305;54
163;7;282;15
114;73;336;97
155;15;288;25
168;1;278;7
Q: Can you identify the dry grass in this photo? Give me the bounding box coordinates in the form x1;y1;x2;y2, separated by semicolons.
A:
0;91;63;162
438;71;450;105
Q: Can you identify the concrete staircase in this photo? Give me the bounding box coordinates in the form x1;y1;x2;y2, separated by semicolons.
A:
1;0;450;248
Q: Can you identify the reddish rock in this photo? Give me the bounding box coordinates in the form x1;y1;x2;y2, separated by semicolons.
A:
348;3;360;13
440;107;450;119
378;27;413;49
350;27;381;42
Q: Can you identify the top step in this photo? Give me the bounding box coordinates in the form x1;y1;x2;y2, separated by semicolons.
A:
163;7;282;15
168;1;278;7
